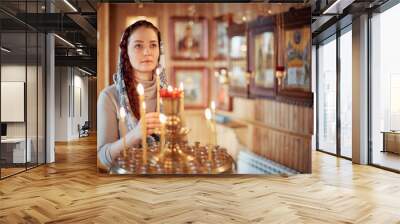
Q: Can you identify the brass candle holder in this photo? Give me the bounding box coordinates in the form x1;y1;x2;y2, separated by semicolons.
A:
109;86;234;174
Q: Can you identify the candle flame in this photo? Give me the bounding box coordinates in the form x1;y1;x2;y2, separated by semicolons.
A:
142;101;146;110
205;108;212;120
179;82;184;91
159;113;167;124
167;85;173;92
221;69;227;75
211;101;216;111
137;83;144;96
156;67;162;76
119;107;126;119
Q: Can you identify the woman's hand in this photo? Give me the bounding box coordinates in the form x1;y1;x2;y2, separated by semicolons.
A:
143;112;160;135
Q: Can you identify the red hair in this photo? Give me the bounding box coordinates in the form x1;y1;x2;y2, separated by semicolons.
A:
119;20;161;120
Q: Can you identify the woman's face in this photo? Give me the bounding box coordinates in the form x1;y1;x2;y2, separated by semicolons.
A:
127;27;160;76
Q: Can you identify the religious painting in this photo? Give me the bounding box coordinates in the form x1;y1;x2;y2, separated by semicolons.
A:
172;67;209;109
248;16;276;98
229;35;247;59
282;26;311;92
254;32;275;89
228;60;248;97
213;68;233;111
170;17;208;60
276;7;313;107
213;16;230;59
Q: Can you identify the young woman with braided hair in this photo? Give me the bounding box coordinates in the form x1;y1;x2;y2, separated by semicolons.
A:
97;20;168;170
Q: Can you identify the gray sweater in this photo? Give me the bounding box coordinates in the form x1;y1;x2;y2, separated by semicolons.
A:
97;78;157;170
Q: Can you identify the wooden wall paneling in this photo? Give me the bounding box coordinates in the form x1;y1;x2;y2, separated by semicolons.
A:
283;103;288;131
292;137;296;170
293;104;296;133
272;101;275;128
260;127;264;156
273;130;276;160
291;136;296;169
304;138;308;172
292;105;300;132
279;133;287;164
295;106;299;134
286;137;296;167
253;127;258;154
292;104;296;133
97;3;110;95
309;107;314;135
293;137;298;169
282;133;286;164
276;131;280;162
297;138;302;172
272;102;278;127
302;138;306;173
269;129;273;158
301;106;304;134
276;102;280;129
265;128;269;158
268;100;271;125
296;137;301;172
299;138;304;172
282;133;286;166
288;104;292;132
303;138;308;172
255;99;260;122
279;102;282;129
306;107;310;135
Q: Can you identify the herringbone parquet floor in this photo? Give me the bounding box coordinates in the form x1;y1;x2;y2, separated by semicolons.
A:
1;135;400;223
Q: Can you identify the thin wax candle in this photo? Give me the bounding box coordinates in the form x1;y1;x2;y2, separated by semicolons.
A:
137;84;148;165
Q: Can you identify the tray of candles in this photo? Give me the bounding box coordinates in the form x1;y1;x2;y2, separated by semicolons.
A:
109;83;235;175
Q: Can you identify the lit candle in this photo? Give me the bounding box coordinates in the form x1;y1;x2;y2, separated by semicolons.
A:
205;108;214;160
159;113;167;155
210;101;217;146
137;83;148;165
156;68;161;113
167;85;173;93
179;82;185;126
119;107;127;158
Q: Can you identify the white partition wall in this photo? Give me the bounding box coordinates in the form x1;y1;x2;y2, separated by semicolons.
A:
0;1;47;178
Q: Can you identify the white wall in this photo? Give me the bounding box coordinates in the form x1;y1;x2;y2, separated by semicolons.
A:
54;67;90;141
1;65;37;138
311;45;316;151
54;67;68;141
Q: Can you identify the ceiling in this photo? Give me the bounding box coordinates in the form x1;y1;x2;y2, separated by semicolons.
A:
0;0;97;75
1;0;395;75
311;0;390;43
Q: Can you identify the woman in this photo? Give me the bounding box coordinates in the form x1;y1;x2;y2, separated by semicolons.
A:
97;20;167;170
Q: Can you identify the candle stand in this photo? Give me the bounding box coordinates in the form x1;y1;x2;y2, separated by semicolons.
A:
110;87;234;174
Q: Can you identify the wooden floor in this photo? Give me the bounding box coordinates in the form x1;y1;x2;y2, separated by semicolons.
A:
372;150;400;171
1;167;26;178
1;135;400;223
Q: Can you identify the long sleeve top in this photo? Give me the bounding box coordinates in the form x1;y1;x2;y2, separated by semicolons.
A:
97;77;157;170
